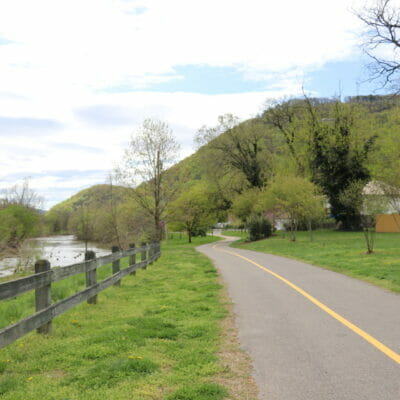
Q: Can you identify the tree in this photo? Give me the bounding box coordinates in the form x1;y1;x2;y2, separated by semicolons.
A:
246;214;272;242
0;204;40;251
231;188;263;222
369;117;400;232
115;118;180;240
356;0;400;91
0;180;43;252
0;178;44;210
107;174;123;249
197;115;274;189
263;98;309;175
339;181;388;254
194;114;240;148
68;205;95;253
304;99;378;230
169;183;216;243
262;176;325;241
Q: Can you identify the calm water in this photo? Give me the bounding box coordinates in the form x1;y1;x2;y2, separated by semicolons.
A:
0;235;109;277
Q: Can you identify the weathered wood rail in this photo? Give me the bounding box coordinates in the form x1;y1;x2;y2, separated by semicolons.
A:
0;241;161;349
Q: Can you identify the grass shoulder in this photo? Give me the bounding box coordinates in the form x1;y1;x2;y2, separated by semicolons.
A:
223;230;400;293
0;235;257;400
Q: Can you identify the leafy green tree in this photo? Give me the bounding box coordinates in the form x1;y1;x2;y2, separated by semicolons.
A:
262;176;325;241
264;98;377;230
231;188;263;222
305;99;377;230
0;204;39;250
263;98;310;175
169;184;216;243
371;108;400;219
68;206;95;252
196;115;275;189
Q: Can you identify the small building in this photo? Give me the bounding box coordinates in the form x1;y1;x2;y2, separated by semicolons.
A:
363;181;400;233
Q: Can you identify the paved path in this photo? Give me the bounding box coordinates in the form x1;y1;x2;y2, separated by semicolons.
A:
197;234;400;400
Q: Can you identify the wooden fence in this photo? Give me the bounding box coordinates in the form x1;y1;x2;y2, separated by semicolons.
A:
0;241;161;349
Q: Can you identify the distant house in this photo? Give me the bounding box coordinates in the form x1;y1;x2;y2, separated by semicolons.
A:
362;181;400;233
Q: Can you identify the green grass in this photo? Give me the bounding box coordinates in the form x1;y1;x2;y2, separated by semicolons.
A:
0;235;232;400
223;230;400;293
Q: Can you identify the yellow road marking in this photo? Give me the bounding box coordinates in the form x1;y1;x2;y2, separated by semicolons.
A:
213;243;400;365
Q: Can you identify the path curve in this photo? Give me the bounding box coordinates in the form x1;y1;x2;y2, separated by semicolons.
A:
197;233;400;400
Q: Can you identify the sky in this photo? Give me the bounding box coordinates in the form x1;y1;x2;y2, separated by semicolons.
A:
0;0;388;208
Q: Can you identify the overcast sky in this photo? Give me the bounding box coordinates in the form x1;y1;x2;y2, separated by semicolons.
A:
0;0;383;208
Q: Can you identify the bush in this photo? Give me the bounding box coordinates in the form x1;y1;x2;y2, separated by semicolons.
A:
247;215;272;241
0;204;39;250
192;227;207;237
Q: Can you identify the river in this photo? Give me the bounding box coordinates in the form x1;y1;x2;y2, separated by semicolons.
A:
0;235;110;277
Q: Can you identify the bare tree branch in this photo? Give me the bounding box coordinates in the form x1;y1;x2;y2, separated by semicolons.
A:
115;118;180;240
356;0;400;91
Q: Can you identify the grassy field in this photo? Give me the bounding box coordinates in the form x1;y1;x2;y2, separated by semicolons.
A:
223;230;400;293
0;235;257;400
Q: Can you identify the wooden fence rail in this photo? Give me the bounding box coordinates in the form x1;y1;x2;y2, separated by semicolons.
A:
0;241;161;349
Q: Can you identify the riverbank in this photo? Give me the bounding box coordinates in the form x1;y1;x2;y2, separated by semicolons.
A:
0;235;109;278
0;235;257;400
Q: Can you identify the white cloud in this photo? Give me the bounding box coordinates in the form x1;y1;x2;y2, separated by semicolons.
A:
0;0;365;95
0;0;367;206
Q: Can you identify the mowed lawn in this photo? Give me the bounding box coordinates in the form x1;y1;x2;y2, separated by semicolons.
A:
223;230;400;293
0;235;248;400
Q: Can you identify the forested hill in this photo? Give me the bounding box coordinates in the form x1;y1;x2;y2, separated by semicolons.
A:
45;94;400;242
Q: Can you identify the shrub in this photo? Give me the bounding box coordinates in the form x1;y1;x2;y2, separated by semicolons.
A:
247;215;272;241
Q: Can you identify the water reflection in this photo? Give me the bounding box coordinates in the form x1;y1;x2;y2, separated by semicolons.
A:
0;235;109;277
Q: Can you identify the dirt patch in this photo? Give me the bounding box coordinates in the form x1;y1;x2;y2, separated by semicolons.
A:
45;369;67;379
215;280;260;400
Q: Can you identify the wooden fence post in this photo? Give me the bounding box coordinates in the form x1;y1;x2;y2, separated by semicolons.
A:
149;242;154;264
129;243;136;275
112;246;121;286
85;250;97;304
34;260;52;334
141;242;147;269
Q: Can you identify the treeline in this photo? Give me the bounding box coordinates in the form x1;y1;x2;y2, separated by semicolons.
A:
45;184;152;248
44;94;400;245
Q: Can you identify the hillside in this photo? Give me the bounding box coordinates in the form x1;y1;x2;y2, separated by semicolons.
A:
46;95;400;240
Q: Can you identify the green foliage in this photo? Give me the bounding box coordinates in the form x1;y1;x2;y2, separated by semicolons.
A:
247;215;272;241
170;183;217;242
231;188;262;222
45;96;400;244
264;98;382;230
369;106;400;214
306;101;377;230
0;205;39;250
45;184;149;246
263;176;325;241
201;116;276;189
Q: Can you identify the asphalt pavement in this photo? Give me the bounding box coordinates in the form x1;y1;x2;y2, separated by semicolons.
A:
197;234;400;400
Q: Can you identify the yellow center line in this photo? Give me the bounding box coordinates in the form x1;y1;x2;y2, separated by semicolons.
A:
213;242;400;365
